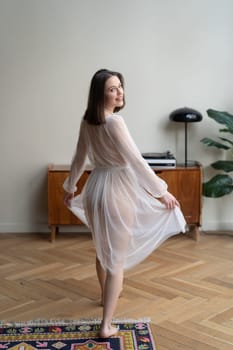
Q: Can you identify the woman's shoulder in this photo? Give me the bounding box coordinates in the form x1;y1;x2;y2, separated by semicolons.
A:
106;114;124;124
105;114;127;137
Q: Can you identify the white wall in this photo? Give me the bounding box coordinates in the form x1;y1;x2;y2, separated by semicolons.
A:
0;0;233;233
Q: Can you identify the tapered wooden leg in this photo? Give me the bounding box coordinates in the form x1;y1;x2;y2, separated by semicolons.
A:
191;225;200;241
50;225;56;242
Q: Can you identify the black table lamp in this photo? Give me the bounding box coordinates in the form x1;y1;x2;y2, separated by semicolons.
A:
169;107;203;167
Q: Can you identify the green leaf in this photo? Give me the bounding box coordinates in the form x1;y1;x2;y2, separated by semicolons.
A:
219;128;233;135
219;137;233;146
211;160;233;172
203;174;233;197
200;137;230;150
207;109;233;133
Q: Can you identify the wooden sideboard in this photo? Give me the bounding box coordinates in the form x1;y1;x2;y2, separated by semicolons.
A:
48;163;202;242
154;163;202;241
47;164;89;242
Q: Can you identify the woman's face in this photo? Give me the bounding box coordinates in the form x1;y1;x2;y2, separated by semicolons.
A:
104;75;124;113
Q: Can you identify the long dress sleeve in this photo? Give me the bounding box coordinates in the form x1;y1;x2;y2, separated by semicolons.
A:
106;115;168;197
63;120;89;193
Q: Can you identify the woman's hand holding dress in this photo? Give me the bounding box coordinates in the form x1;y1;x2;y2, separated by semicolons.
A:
64;192;74;208
157;191;180;209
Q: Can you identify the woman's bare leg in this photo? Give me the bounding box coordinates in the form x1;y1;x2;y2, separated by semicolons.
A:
96;256;106;305
100;269;123;338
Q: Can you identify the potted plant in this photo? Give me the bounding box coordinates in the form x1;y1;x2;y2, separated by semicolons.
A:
200;109;233;197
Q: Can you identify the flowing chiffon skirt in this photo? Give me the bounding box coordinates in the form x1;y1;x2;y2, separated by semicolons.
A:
70;165;186;273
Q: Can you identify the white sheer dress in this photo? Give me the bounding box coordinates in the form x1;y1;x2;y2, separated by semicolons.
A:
63;114;186;273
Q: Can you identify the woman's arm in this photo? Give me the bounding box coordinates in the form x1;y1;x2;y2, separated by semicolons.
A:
63;120;88;197
106;116;179;208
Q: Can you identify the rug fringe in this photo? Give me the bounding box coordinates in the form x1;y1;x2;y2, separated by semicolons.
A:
0;317;151;327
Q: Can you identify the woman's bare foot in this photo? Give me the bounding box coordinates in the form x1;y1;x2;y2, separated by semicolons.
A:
99;325;119;338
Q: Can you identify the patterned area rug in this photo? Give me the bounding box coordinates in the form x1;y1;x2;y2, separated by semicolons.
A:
0;320;157;350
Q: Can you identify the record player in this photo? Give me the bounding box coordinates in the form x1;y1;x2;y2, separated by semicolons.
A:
142;151;176;169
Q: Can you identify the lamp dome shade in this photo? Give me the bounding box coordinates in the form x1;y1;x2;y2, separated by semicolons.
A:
169;107;203;122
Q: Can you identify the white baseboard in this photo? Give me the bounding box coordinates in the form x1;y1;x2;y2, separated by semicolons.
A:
201;222;233;232
0;223;90;234
0;222;231;234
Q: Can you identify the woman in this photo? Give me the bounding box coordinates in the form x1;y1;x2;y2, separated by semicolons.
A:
63;69;186;338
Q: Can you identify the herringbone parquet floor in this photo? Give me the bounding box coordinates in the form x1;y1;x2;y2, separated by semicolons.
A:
0;231;233;350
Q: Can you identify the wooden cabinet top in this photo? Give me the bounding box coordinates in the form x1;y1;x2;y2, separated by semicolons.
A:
48;161;202;172
48;164;71;172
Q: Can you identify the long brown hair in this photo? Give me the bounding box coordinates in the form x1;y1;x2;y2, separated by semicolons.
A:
83;69;125;125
